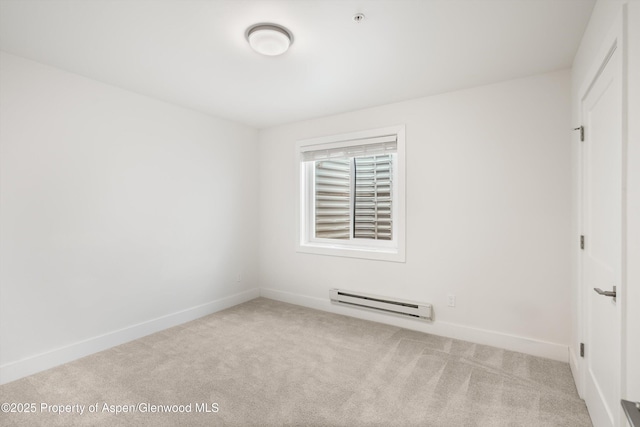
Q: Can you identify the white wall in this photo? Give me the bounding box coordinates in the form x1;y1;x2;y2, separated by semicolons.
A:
258;70;572;361
0;52;259;383
569;0;640;406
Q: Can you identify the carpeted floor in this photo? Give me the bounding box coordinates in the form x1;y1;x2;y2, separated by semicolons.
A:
0;297;591;426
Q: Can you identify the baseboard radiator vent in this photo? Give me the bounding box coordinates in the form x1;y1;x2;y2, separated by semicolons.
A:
329;289;432;321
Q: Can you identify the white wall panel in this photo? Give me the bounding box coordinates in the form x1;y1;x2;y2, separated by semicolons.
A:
0;52;260;381
258;70;572;356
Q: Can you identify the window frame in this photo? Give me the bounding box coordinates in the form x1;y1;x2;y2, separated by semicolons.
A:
295;125;406;263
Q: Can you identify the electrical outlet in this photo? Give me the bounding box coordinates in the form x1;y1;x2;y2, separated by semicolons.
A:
447;294;456;307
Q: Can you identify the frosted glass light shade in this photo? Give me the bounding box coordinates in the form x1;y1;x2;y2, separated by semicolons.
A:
247;24;292;56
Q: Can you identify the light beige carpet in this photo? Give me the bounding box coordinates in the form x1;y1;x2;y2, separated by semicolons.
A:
0;298;591;426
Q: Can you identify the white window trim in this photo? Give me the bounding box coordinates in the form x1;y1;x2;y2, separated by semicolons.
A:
295;125;406;263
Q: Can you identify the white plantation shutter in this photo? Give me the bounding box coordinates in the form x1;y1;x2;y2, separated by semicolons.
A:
354;155;393;240
314;159;351;239
302;136;397;241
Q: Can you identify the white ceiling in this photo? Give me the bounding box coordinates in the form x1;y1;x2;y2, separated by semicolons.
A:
0;0;595;129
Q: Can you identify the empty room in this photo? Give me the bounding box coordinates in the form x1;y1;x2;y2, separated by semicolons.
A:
0;0;639;426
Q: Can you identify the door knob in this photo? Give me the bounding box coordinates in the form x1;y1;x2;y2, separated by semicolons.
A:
594;286;616;301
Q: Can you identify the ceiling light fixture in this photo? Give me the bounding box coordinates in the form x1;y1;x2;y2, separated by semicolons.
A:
246;23;293;56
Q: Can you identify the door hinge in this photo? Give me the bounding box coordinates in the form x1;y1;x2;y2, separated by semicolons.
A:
574;126;584;141
580;343;585;358
580;235;585;250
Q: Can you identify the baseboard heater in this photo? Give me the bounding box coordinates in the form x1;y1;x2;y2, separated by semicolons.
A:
329;289;432;321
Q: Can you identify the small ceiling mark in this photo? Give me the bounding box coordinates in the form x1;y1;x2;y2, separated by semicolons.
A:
352;13;365;23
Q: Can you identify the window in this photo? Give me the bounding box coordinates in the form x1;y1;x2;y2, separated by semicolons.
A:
296;125;405;262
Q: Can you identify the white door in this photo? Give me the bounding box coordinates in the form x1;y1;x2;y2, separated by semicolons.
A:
582;44;622;427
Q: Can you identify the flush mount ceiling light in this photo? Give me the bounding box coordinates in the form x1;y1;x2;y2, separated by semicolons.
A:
246;23;293;56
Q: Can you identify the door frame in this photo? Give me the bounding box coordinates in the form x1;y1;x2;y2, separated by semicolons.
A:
575;5;628;425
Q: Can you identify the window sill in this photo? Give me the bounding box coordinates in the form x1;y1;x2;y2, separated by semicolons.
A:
297;242;405;263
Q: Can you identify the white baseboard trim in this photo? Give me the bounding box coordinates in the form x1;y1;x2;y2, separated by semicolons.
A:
0;287;260;385
260;287;569;363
